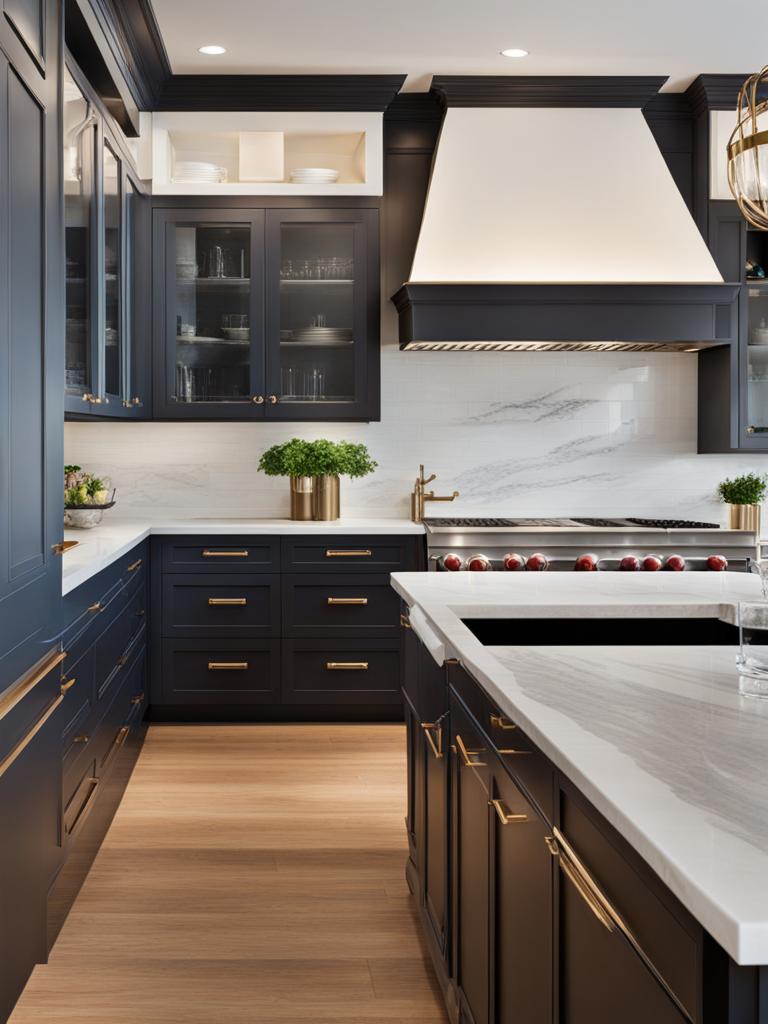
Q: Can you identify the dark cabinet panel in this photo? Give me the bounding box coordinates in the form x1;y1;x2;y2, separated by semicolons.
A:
161;536;280;573
4;0;45;69
282;535;420;572
161;639;280;704
282;638;401;704
162;573;281;638
283;574;400;637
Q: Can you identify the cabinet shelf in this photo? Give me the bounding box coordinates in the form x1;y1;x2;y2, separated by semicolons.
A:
176;276;250;286
280;279;354;285
280;340;354;349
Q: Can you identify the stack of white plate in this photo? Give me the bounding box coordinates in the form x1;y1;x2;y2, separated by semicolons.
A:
290;326;352;345
290;167;339;185
173;161;228;184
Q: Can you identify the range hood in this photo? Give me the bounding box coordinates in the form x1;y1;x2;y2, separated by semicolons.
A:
392;77;739;351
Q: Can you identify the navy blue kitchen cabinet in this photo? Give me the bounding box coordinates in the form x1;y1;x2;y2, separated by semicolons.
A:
150;534;420;719
151;204;380;421
0;0;64;697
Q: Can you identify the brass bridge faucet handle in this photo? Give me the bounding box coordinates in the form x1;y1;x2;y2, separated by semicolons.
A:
410;464;460;523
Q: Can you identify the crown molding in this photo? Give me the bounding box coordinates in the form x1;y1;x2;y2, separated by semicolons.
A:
430;75;668;109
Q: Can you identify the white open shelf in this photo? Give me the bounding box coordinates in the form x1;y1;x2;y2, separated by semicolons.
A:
151;111;383;196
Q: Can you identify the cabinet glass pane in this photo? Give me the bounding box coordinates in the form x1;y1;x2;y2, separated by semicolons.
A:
173;224;251;403
125;179;137;404
278;223;356;405
103;142;121;398
63;69;93;396
747;283;768;435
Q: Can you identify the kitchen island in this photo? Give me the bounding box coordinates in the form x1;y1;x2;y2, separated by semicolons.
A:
391;570;768;1024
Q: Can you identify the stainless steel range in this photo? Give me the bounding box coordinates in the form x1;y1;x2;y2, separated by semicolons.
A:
424;517;758;572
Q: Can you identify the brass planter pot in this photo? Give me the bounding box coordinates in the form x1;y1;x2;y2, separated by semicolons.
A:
312;475;340;521
289;476;314;521
728;502;761;534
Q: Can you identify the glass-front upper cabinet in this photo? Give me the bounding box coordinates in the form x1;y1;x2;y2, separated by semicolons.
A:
265;209;379;420
154;210;264;417
745;227;768;442
63;59;148;419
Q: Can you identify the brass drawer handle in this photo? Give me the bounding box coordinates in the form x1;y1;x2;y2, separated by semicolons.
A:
87;601;103;613
208;661;249;670
131;693;145;705
498;748;530;756
267;394;279;404
325;549;372;557
202;549;249;558
66;777;99;837
0;692;65;779
73;734;89;744
489;798;527;825
400;613;412;629
326;662;369;671
490;713;516;730
327;597;368;606
455;733;486;768
252;394;264;404
0;649;67;723
421;721;443;759
126;559;143;572
60;677;77;693
208;597;248;606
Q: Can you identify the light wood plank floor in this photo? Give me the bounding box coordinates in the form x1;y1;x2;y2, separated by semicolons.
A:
11;724;447;1023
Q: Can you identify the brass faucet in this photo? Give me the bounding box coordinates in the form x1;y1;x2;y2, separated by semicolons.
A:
410;465;460;523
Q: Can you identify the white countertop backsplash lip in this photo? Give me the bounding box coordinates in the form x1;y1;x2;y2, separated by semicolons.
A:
391;570;768;965
61;517;425;596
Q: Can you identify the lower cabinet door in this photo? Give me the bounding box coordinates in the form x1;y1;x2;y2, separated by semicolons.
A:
403;691;422;868
452;698;490;1024
161;639;280;704
490;760;552;1024
281;639;401;705
422;709;449;959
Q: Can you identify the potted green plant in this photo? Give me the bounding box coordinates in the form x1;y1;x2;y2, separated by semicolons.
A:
717;472;768;533
258;439;377;521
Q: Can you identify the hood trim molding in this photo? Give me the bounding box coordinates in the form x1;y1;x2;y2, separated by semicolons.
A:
430;75;668;109
392;283;740;350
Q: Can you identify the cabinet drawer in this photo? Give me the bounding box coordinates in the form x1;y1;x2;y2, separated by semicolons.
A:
283;574;400;637
282;639;402;705
162;574;280;638
93;589;146;705
449;662;554;822
160;640;280;705
161;537;279;573
559;784;703;1022
282;536;421;573
63;757;99;839
91;645;146;776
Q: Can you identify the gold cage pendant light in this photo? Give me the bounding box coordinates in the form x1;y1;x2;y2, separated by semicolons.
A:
728;66;768;229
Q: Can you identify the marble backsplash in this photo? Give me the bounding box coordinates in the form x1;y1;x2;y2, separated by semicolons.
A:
65;344;768;523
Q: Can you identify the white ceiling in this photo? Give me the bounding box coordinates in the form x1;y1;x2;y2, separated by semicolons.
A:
152;0;768;93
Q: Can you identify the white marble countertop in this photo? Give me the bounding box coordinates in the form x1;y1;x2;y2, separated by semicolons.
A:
62;517;424;596
391;571;768;965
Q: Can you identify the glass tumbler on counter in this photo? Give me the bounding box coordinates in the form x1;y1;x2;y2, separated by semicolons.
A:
737;600;768;697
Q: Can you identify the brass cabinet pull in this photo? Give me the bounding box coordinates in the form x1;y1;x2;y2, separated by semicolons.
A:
103;726;130;771
267;394;279;404
122;396;143;408
490;712;516;730
498;748;530;756
455;733;486;768
489;798;527;825
73;734;89;744
208;597;248;606
0;692;65;779
126;559;143;572
327;597;368;606
202;549;249;558
208;661;249;670
421;722;443;760
0;649;67;723
252;394;265;404
326;662;369;671
400;613;412;629
131;693;145;706
87;601;103;614
60;677;77;693
325;549;372;557
747;426;756;435
66;778;99;837
558;853;615;932
82;393;108;405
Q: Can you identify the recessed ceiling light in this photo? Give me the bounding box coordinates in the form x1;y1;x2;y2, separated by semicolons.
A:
500;47;529;58
198;44;226;55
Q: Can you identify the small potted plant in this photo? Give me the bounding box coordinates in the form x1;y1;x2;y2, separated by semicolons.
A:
258;439;377;521
717;472;768;533
64;465;116;528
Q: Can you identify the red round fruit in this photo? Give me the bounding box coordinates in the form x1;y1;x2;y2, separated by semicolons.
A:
664;554;686;572
574;553;599;572
442;553;463;572
619;555;640;572
707;554;728;572
642;555;662;572
503;552;525;571
526;553;549;572
467;554;492;571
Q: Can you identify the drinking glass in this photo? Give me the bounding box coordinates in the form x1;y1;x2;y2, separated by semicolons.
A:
737;600;768;697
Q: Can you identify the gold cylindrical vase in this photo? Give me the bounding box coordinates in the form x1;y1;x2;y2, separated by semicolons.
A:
289;476;314;521
728;502;761;534
312;475;340;521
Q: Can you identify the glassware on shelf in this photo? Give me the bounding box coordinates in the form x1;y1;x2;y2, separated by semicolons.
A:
305;367;326;401
280;256;354;281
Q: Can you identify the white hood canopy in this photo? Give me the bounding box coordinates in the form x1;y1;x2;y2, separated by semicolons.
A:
392;76;739;351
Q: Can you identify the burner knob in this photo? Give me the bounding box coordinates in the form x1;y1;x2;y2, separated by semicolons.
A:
526;552;549;572
441;553;464;572
502;552;525;571
642;554;663;572
707;554;728;571
574;553;599;572
664;554;686;572
619;555;641;572
467;554;493;571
